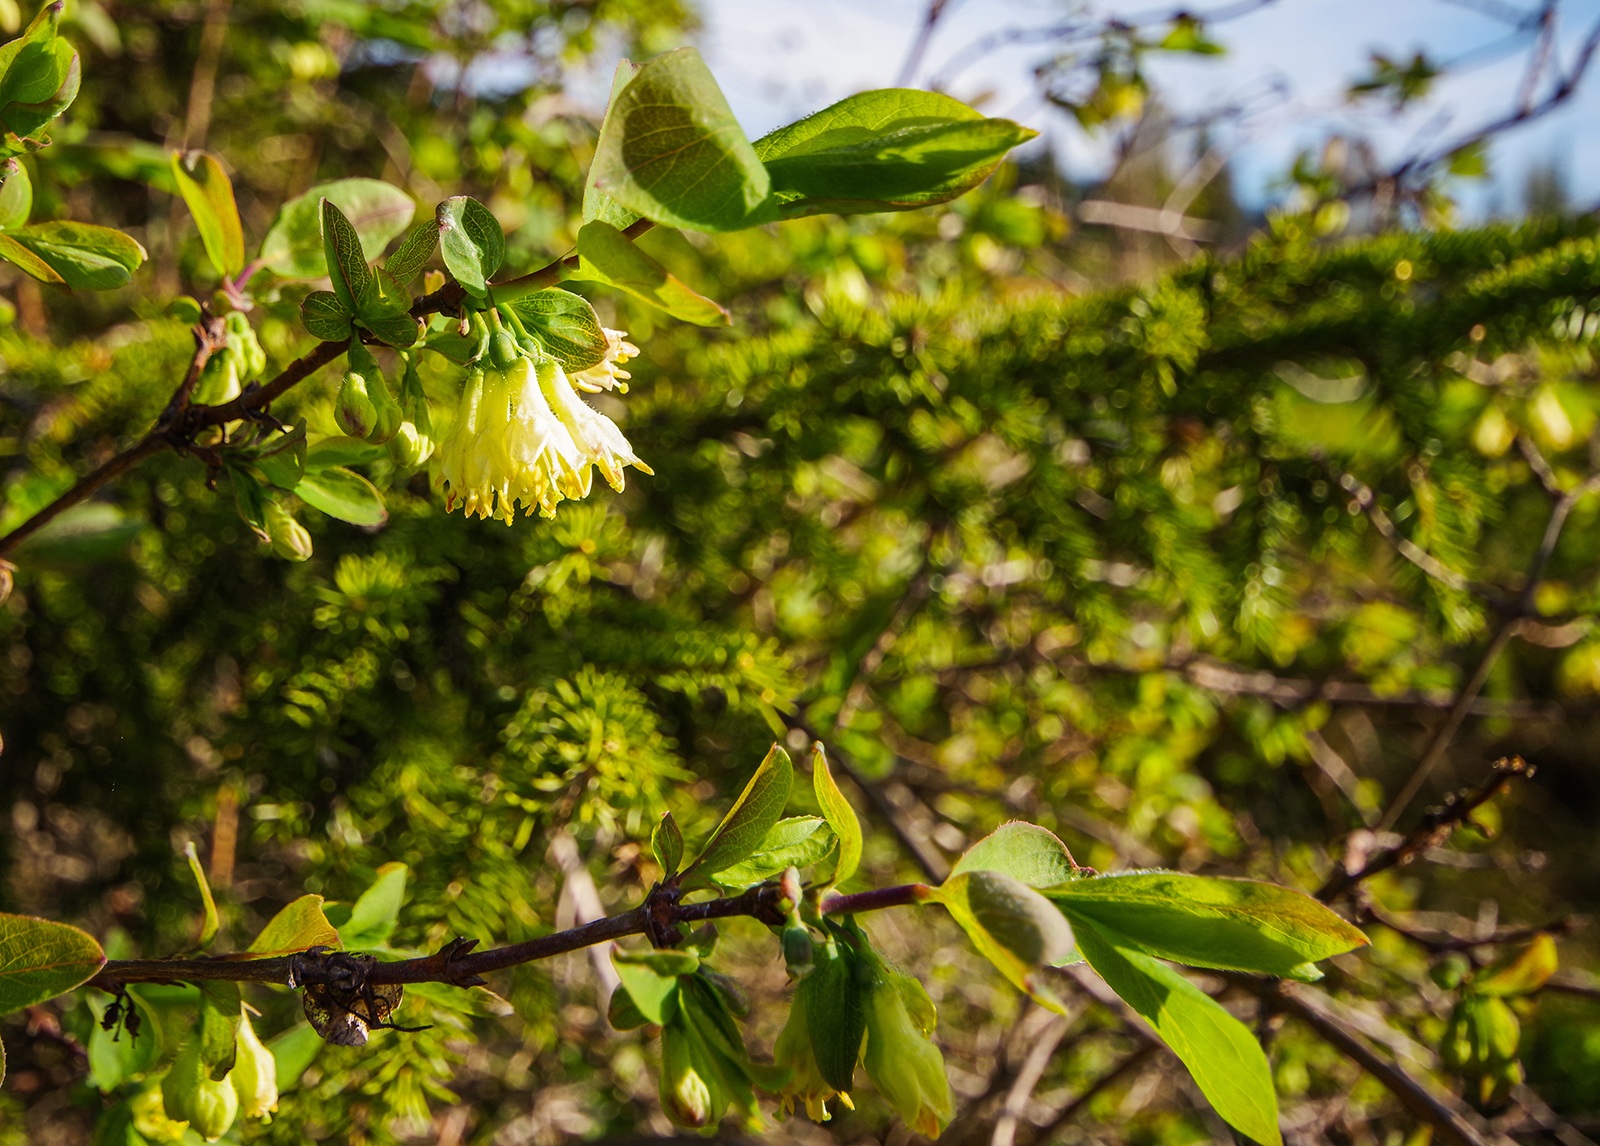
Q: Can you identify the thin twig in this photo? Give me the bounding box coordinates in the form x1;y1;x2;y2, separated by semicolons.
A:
1320;757;1531;901
896;0;954;87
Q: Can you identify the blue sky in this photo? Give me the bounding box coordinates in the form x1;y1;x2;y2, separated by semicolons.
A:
693;0;1600;216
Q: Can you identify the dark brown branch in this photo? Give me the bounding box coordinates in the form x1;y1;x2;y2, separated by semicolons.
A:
86;881;926;991
1319;756;1531;902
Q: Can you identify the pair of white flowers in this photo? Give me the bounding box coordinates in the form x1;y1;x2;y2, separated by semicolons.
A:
438;328;651;522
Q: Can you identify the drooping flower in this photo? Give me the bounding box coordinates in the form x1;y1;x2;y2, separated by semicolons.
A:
772;978;854;1122
437;358;587;521
569;327;639;393
537;356;653;493
860;951;953;1138
438;349;652;521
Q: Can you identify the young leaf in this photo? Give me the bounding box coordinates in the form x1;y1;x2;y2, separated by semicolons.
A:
582;58;643;230
253;425;308;491
0;230;58;282
183;841;220;949
1049;872;1369;981
0;158;31;230
574;220;729;327
714;817;835;887
588;47;772;232
336;862;408;950
950;822;1080;888
927;870;1078;1013
300;290;353;342
259;178;414;279
811;744;861;887
436;195;504;298
384;218;438;285
753;89;1037;219
652;811;684;878
503;289;611;370
0;2;80;143
171;150;244;277
684;744;794;878
247;894;340;956
304;436;386;470
1;220;146;289
197;980;241;1080
612;948;695;1025
1075;921;1282;1146
321;198;376;314
294;466;387;526
1473;933;1558;997
0;912;106;1014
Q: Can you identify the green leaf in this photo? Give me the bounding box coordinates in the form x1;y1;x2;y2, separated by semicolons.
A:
183;841;220;950
171;150;244;277
1;220;146;289
613;952;697;1027
230;464;270;540
503;289;610;370
247;894;340;955
0;912;106;1014
336;862;407;950
300;290;352;342
0;229;58;283
803;945;866;1091
383;218;438;285
357;307;420;349
651;811;684;877
267;1022;323;1093
753;89;1036;219
927;871;1077;1013
1075;922;1282;1146
715;816;835;887
304;435;386;471
436;195;504;298
259;178;415;280
950;822;1080;888
321;198;375;314
582;59;643;230
0;158;32;230
294;466;387;526
574;220;729;326
197;980;241;1080
1049;873;1369;981
811;743;862;887
587;47;772;232
0;2;79;142
685;744;794;877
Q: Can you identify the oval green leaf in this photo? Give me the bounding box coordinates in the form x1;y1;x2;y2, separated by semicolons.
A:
930;870;1077;1012
503;289;610;370
3;220;146;289
684;744;793;878
336;862;408;951
811;744;861;888
950;822;1081;888
259;178;415;280
294;466;388;527
247;894;340;956
436;195;504;298
0;912;106;1015
574;220;729;327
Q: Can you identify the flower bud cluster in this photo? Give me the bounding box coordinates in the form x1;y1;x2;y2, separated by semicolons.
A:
158;1010;278;1141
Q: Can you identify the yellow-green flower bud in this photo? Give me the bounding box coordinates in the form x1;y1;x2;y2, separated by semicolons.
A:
860;955;952;1138
224;310;267;379
230;1010;279;1121
389;357;435;467
192;352;241;407
660;1016;717;1129
131;1078;190;1142
264;500;312;562
335;368;377;438
162;1041;240;1142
